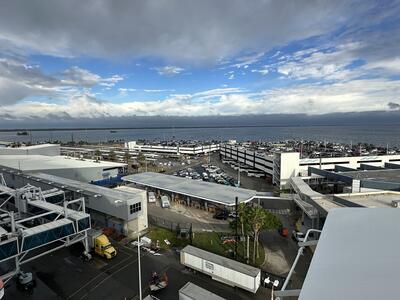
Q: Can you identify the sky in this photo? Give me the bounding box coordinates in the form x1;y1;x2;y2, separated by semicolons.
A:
0;0;400;123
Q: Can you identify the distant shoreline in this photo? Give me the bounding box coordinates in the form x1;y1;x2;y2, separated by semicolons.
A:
1;123;400;132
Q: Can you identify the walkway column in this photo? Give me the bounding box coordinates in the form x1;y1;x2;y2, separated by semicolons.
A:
204;201;208;211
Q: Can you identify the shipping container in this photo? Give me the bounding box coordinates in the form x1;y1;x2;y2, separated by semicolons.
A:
180;245;261;293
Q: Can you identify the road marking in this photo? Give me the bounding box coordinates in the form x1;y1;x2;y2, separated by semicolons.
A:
67;248;140;299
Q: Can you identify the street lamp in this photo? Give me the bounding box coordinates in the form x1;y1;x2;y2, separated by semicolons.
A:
134;229;144;300
237;166;241;187
264;277;279;300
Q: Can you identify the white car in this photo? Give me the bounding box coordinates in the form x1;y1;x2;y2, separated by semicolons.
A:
292;231;305;242
148;192;156;203
160;196;170;208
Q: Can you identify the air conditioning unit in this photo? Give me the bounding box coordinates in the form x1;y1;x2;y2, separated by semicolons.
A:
391;200;400;208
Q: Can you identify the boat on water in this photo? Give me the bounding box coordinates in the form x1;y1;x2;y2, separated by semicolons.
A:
17;131;28;136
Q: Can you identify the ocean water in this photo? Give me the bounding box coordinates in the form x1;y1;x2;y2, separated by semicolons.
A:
0;125;399;147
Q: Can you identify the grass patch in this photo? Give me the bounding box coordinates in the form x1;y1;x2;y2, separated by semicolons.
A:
146;226;188;250
146;226;265;267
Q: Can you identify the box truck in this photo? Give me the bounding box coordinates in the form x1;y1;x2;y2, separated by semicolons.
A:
87;229;117;259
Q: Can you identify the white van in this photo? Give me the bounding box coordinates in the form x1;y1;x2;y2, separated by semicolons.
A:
160;195;170;208
148;192;156;203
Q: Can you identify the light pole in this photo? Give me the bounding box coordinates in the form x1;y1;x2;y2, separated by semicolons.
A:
264;277;279;300
136;232;142;300
237;166;241;187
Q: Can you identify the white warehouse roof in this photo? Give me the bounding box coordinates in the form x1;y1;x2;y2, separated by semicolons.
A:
0;155;126;171
0;144;60;156
123;172;257;206
299;208;400;300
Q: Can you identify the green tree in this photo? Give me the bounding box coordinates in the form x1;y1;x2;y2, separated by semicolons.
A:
94;150;101;160
124;151;132;173
249;206;282;263
108;150;116;161
237;203;251;259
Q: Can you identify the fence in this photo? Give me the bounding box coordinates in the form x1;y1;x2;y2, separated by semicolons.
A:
148;214;192;232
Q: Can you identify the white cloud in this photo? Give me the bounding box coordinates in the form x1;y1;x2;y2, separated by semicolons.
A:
0;1;378;63
118;88;136;94
154;66;184;76
2;78;399;118
62;67;123;87
229;52;265;68
143;89;175;92
251;67;269;75
0;60;124;105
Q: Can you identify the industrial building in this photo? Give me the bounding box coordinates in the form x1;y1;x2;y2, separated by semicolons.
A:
274;208;400;300
287;162;400;233
0;167;147;238
0;143;60;156
0;155;126;183
220;144;400;189
123;172;259;210
125;141;220;155
0;144;127;184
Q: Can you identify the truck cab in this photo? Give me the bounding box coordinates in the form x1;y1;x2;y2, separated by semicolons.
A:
88;229;117;259
94;234;117;259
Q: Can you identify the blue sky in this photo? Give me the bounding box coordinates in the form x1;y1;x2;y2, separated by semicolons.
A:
0;0;399;120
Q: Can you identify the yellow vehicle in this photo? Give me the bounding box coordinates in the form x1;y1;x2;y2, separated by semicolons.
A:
87;229;117;259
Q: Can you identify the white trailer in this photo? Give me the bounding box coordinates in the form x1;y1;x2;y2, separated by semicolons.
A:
179;282;225;300
180;245;261;293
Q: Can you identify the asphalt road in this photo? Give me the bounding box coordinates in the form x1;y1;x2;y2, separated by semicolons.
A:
5;241;271;300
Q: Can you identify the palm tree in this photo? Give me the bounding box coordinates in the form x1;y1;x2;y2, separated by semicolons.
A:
250;205;282;263
250;206;265;264
237;203;250;258
108;150;116;161
124;151;131;168
94;149;101;161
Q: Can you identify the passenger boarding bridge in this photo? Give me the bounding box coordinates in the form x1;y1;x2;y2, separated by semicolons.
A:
0;174;91;287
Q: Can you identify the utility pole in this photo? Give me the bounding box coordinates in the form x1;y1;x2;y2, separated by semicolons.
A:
235;196;238;260
237;166;241;187
137;232;142;300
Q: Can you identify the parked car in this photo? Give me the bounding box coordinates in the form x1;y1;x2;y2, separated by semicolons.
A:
291;231;305;242
213;211;228;220
148;192;156;203
160;195;171;208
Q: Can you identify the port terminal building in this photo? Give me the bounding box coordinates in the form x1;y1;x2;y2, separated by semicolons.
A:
0;166;147;237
